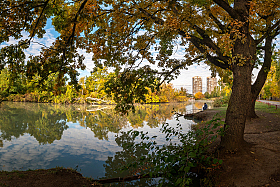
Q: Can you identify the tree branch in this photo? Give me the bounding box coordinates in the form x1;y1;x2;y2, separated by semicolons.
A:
66;0;88;46
192;25;226;58
212;0;239;20
158;56;204;85
123;2;231;71
189;36;230;70
27;0;50;44
255;19;280;45
271;26;280;38
205;7;227;34
0;1;46;13
138;7;164;25
252;36;273;97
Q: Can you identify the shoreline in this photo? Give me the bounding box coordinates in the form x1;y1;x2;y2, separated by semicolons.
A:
1;103;279;186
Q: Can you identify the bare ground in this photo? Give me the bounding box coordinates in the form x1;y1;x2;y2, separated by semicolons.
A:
195;109;280;187
0;168;94;187
0;109;280;187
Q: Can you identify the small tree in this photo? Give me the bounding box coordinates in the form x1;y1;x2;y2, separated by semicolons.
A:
194;92;204;100
204;92;210;99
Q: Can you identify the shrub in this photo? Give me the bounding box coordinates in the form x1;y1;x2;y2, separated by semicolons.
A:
109;118;225;186
194;92;205;100
213;95;230;107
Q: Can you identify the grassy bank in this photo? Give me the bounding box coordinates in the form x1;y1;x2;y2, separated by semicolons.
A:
205;101;280;120
255;101;280;115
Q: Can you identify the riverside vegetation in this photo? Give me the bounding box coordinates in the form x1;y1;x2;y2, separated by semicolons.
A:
1;101;279;186
0;67;189;105
1;0;280;186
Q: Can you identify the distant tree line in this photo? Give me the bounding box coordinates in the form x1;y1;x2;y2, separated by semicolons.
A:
0;67;188;104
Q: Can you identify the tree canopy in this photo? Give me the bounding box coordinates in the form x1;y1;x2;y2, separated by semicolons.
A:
1;0;280;151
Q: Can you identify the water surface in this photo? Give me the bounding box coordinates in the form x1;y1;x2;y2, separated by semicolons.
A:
0;101;210;179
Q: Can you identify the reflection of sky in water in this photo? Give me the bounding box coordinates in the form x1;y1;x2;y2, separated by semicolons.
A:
0;128;121;178
0;102;202;178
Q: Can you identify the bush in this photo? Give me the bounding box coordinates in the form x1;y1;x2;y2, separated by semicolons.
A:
109;118;225;186
213;95;230;107
195;92;205;100
213;98;223;107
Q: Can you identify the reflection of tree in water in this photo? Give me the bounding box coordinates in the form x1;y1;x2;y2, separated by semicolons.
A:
127;109;147;128
83;109;128;140
103;131;157;186
132;103;188;128
0;102;192;144
194;102;203;110
79;103;190;140
27;117;68;145
0;102;69;145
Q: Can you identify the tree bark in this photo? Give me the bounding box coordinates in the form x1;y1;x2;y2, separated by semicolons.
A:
220;0;254;151
248;95;258;119
247;35;273;119
220;63;252;151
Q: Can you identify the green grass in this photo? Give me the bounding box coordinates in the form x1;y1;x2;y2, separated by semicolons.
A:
212;102;280;117
212;106;227;119
255;102;280;114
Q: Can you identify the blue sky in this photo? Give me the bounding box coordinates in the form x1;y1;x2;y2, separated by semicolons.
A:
1;19;219;94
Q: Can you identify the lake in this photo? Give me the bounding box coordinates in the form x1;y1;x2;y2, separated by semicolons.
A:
0;101;211;180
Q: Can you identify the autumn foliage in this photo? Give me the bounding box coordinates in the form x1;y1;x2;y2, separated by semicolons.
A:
1;0;280;151
194;92;205;100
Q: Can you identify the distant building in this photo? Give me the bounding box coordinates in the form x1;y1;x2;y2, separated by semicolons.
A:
207;77;217;94
192;76;202;95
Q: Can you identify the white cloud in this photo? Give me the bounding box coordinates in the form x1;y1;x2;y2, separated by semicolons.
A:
0;27;57;58
0;22;214;91
77;49;95;71
0;111;196;178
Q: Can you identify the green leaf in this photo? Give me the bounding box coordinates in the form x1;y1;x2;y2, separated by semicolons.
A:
189;152;196;158
184;166;190;172
213;158;219;164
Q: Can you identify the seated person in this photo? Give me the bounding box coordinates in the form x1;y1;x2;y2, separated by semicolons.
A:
203;103;208;110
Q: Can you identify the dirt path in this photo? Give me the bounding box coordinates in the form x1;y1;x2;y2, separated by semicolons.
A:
195;110;280;187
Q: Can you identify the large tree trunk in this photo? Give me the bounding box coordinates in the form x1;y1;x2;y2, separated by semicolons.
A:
220;0;254;151
248;95;258;119
220;63;252;151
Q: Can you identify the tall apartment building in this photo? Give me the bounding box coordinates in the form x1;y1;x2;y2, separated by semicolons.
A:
192;76;202;95
207;77;217;93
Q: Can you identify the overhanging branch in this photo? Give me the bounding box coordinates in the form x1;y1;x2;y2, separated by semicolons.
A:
255;19;280;45
188;36;230;70
205;7;227;34
212;0;239;20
